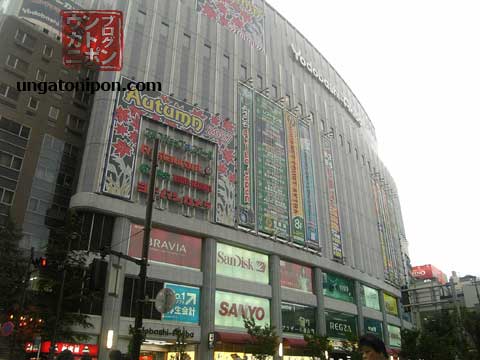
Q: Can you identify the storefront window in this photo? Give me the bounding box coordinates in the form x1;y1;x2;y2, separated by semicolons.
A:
281;302;316;335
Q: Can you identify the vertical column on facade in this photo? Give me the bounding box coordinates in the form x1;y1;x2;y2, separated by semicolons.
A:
378;290;390;348
313;267;326;336
98;217;130;359
355;280;365;335
199;237;217;360
269;254;282;360
397;296;404;328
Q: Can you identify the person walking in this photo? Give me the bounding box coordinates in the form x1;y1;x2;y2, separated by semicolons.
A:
358;334;388;360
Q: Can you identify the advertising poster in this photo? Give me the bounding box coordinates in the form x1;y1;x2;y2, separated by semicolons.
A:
323;272;355;303
299;121;319;247
280;260;312;292
364;318;383;340
215;291;270;328
162;283;200;324
19;0;78;33
255;94;290;238
285;111;305;244
281;302;315;335
325;312;358;340
128;224;202;269
102;76;236;227
237;84;255;228
216;243;269;284
196;0;265;51
388;324;401;348
361;285;380;311
323;136;343;261
383;293;398;316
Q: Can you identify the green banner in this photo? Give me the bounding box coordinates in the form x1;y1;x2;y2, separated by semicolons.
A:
326;312;358;340
364;318;383;340
255;94;289;238
362;285;380;310
323;272;355;303
237;84;255;228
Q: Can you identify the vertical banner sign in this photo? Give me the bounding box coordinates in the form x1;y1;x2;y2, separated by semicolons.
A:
285;112;305;244
255;94;290;238
299;121;319;247
196;0;265;52
323;136;343;260
101;76;236;227
237;84;255;228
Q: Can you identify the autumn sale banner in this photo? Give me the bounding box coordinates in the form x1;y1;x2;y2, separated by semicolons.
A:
196;0;265;51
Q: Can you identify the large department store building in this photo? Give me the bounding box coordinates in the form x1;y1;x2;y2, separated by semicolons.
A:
3;0;413;359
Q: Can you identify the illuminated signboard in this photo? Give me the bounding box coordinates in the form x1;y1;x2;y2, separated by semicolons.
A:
162;283;200;324
25;341;98;356
280;260;312;292
364;318;383;340
361;285;380;311
388;324;401;348
325;312;357;341
323;272;355;303
216;243;268;284
215;291;270;328
281;302;315;335
383;293;398;316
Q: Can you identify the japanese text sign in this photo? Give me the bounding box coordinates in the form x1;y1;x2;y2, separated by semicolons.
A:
61;10;123;70
162;283;200;324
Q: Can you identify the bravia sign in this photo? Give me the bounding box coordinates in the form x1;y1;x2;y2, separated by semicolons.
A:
128;224;201;269
216;243;269;284
215;291;270;328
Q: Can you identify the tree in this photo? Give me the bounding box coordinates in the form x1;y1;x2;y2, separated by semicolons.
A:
400;328;421;360
462;309;480;359
303;333;332;360
243;317;279;360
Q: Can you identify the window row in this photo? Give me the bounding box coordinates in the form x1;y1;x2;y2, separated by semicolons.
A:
14;29;54;57
0;187;14;205
0;150;23;171
0;116;31;138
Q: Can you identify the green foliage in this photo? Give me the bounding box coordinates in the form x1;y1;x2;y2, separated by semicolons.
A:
462;309;480;358
303;333;332;360
243;317;279;360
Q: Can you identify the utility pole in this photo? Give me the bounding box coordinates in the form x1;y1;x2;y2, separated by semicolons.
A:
131;137;159;360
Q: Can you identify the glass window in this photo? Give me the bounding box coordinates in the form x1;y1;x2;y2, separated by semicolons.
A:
43;44;53;57
0;152;12;167
5;55;28;72
36;69;46;81
48;106;59;120
183;33;190;48
1;188;14;205
362;154;366;165
28;198;39;211
20;126;30;139
223;55;229;71
348;142;352;153
28;97;39;110
15;29;36;48
67;114;85;131
0;83;20;101
339;134;343;146
285;94;290;107
320;119;325;131
272;84;278;98
11;156;22;170
240;65;247;80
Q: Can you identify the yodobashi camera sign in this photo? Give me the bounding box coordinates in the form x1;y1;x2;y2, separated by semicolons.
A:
215;291;270;329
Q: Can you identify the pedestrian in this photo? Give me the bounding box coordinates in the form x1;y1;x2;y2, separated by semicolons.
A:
358;334;388;360
56;349;74;360
109;349;122;360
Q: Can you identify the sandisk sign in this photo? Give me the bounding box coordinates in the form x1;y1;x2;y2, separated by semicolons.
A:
215;291;270;328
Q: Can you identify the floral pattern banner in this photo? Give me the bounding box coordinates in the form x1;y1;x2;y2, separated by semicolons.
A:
101;76;236;227
197;0;265;52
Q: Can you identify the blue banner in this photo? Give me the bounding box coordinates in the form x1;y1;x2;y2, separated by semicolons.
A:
162;283;200;324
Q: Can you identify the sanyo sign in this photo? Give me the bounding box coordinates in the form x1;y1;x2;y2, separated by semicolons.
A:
290;44;359;125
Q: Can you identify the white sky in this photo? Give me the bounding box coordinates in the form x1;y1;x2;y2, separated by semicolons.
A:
267;0;480;277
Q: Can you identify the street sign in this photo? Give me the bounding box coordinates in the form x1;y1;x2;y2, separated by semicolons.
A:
1;321;14;336
208;332;216;349
154;288;176;313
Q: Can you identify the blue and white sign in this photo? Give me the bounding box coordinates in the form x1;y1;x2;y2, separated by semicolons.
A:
162;283;200;324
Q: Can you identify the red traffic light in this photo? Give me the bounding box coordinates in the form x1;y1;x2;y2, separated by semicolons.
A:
39;257;47;268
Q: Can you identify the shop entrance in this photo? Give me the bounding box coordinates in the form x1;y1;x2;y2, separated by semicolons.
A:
140;342;197;360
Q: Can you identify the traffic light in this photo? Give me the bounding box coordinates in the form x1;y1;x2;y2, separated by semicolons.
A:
32;256;48;269
89;258;108;291
39;257;47;268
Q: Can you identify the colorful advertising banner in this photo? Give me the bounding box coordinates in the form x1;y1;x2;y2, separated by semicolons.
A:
285;111;305;244
411;264;447;284
383;293;399;316
362;285;380;311
237;84;255;228
280;260;312;292
281;302;315;335
255;94;290;238
323;272;355;303
323;136;343;260
325;312;358;340
102;76;236;226
388;324;401;348
196;0;265;51
162;283;200;324
299;121;319;247
128;224;202;269
215;291;270;328
364;318;383;340
216;243;269;284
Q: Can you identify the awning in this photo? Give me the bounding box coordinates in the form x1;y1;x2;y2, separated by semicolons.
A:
215;332;253;344
283;338;307;348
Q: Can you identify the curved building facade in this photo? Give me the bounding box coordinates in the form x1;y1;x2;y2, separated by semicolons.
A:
68;0;411;359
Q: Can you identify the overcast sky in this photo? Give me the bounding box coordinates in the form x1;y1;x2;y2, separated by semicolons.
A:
267;0;480;277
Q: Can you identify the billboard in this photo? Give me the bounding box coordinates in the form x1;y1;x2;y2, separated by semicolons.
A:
255;94;289;238
102;76;236;226
281;302;315;335
237;84;255;228
216;243;269;284
196;0;265;51
364;318;383;340
162;283;200;324
215;291;270;328
323;272;355;303
325;312;357;340
412;264;447;284
323;136;343;261
388;324;401;348
361;285;380;311
285;111;305;244
19;0;78;33
128;224;202;269
383;293;398;316
280;260;312;292
299;121;319;247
